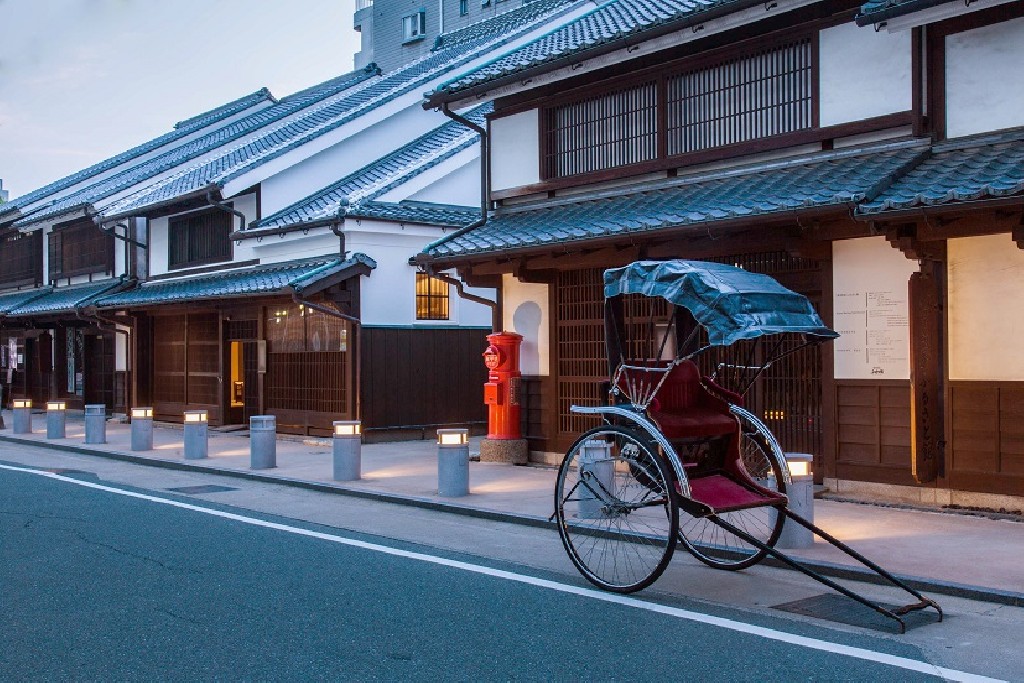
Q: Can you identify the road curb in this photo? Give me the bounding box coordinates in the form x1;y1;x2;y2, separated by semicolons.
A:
2;432;1021;608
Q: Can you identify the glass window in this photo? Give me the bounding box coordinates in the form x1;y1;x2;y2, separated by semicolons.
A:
416;273;449;321
168;208;232;269
402;11;426;41
459;0;468;15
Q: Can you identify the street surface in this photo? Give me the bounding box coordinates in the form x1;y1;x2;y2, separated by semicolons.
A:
1;444;1019;681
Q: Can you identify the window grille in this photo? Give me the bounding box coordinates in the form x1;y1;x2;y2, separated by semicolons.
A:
48;221;114;280
402;11;426;41
416;273;450;320
168;209;232;269
0;231;41;286
667;38;813;156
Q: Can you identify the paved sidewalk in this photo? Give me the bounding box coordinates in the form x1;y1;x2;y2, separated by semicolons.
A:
1;411;1021;605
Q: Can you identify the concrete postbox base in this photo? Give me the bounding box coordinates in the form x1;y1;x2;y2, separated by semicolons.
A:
479;438;528;464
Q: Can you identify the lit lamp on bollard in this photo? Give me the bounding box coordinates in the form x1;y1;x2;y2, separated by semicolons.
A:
578;439;614;519
84;404;107;444
131;408;154;451
12;399;33;434
332;420;361;481
46;401;67;439
249;415;277;470
437;428;469;497
777;453;815;549
183;410;209;460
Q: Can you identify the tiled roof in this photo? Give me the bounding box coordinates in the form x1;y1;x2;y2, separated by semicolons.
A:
858;128;1024;215
98;3;578;220
10;68;378;228
423;140;928;258
347;201;477;228
0;88;275;220
433;0;578;51
95;254;375;308
855;0;949;26
0;287;51;315
6;280;126;317
428;0;753;103
254;104;490;230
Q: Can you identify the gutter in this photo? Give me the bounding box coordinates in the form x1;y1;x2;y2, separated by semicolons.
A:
206;189;247;232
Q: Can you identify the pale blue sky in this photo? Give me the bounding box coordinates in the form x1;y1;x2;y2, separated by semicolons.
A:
0;0;359;199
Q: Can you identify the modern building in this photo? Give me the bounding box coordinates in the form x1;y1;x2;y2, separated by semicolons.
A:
418;0;1024;503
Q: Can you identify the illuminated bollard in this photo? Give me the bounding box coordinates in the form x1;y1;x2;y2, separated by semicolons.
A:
437;428;469;497
578;439;614;520
46;401;67;439
131;408;154;451
777;453;815;549
84;404;107;444
183;410;209;460
249;415;277;469
332;420;361;481
12;399;33;434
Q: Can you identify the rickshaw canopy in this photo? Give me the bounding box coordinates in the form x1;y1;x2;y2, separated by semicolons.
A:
603;260;839;346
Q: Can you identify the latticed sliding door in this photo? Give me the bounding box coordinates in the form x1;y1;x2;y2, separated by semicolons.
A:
555;269;606;444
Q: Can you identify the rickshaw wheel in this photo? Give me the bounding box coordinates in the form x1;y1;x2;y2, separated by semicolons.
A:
676;425;787;570
555;424;679;593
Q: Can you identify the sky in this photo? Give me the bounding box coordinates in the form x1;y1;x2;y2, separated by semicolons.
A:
0;0;359;200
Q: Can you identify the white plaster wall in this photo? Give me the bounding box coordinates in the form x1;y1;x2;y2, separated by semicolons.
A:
832;237;917;380
115;327;128;372
819;24;912;127
490;109;540;192
377;152;480;205
501;274;549;376
948;234;1024;380
946;17;1024;138
241;230;340;265
147;192;258;277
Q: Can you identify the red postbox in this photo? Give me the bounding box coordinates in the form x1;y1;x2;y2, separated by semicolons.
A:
482;332;522;440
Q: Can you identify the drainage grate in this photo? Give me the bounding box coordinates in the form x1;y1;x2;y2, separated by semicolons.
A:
772;593;937;632
165;485;238;494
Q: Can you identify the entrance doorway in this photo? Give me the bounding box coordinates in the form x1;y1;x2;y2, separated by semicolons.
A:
225;320;259;425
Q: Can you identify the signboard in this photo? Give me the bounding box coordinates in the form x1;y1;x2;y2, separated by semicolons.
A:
832;238;918;380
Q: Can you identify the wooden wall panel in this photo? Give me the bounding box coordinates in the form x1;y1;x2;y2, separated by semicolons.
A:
834;380;914;484
949;382;1024;495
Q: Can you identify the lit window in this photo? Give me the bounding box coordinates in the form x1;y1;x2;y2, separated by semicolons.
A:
416;273;449;321
402;11;426;41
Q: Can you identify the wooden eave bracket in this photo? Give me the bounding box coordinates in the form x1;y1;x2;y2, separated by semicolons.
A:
885;224;946;261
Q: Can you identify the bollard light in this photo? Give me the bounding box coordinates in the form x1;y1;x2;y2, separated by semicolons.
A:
334;420;361;437
13;399;32;409
46;401;67;439
132;407;153;419
131;407;154;452
184;410;208;423
47;401;66;411
437;428;468;447
12;398;33;434
183;410;209;460
786;453;813;480
778;453;815;549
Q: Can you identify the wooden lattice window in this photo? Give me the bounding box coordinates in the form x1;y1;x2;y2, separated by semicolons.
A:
168;209;231;270
48;220;114;281
667;38;813;156
0;231;42;286
416;273;450;321
544;81;658;179
265;305;351;415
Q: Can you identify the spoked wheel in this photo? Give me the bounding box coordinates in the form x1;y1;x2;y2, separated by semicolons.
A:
677;418;787;570
555;425;678;593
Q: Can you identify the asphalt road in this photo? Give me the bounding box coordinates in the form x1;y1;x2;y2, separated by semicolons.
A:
0;463;1000;681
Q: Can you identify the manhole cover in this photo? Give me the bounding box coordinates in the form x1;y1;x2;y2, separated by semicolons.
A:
165;485;237;494
772;593;937;632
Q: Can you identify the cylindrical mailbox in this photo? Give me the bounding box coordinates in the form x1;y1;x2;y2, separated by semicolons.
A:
250;415;277;469
482;332;524;441
437;428;469;497
578;439;614;519
777;453;814;549
84;404;107;444
46;401;67;439
183;410;209;460
333;420;362;481
131;407;154;451
12;399;33;435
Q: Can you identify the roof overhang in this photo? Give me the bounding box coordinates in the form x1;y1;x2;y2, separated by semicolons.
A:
857;0;1019;29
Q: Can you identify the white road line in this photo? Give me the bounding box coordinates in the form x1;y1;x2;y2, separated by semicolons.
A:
1;463;1003;683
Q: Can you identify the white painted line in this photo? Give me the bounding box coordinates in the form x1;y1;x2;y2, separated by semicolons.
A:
1;463;1003;683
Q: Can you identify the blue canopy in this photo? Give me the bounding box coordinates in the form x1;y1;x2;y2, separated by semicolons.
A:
604;260;838;346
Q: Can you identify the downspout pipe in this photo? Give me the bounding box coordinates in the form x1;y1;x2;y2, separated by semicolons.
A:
330;201;348;256
429;270;499;332
206;189;247;232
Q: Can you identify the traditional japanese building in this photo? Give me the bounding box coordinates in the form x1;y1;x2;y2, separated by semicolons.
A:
418;0;1024;503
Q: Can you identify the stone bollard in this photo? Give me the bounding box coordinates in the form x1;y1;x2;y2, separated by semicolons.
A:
84;404;107;444
183;410;209;460
12;399;33;434
46;401;67;439
249;415;277;470
777;453;814;549
332;420;362;481
437;428;469;497
578;439;614;519
131;408;154;451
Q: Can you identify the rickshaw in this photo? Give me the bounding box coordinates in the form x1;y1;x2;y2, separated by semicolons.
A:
554;260;941;632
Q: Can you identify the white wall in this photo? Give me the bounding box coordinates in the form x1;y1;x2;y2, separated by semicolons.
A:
945;17;1024;138
501;274;549;376
948;234;1024;380
148;192;258;277
490;109;540;192
403;157;480;206
819;24;912;127
832;237;918;380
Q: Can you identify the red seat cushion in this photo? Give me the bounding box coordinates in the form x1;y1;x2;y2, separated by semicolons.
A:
688;473;787;512
649;408;738;439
